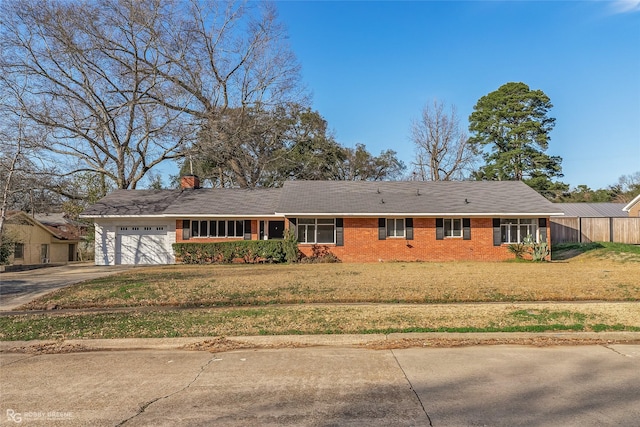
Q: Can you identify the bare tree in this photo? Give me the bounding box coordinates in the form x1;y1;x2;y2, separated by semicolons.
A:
0;0;305;190
410;100;477;181
0;0;193;190
0;90;47;239
138;0;306;187
615;171;640;203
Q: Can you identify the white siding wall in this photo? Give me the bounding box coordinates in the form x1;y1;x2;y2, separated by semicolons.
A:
93;219;176;265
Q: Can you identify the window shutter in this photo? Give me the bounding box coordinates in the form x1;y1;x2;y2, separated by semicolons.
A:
405;218;414;240
435;218;444;240
336;218;344;246
463;218;471;240
493;218;501;246
538;218;547;242
378;218;386;240
244;220;252;240
182;220;190;240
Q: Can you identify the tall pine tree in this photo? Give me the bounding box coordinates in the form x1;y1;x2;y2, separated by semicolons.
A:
468;82;563;192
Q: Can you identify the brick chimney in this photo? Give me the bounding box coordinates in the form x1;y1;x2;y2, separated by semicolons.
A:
180;175;200;190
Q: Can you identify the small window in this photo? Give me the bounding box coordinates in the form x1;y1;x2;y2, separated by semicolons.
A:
14;243;24;259
444;218;462;238
41;244;49;263
386;218;405;238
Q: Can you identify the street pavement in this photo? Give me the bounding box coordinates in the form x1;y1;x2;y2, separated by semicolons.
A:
1;339;639;426
0;263;134;311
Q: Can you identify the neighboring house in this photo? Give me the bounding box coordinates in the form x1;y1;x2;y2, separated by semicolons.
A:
624;194;640;217
551;203;640;244
34;213;93;260
81;176;562;265
3;211;81;265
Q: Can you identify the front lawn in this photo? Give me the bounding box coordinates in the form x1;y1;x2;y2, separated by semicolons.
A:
3;248;639;341
18;258;640;310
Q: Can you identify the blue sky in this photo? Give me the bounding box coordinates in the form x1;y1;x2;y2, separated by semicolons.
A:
274;0;640;190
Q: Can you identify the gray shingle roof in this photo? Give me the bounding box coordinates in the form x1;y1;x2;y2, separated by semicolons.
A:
552;203;627;218
82;188;282;217
276;181;563;216
82;190;181;217
163;188;283;216
82;180;563;217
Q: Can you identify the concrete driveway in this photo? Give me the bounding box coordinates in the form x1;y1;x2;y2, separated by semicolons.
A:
0;263;134;311
1;342;638;426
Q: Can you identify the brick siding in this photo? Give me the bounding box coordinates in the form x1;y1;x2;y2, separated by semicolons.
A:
298;217;550;262
176;217;551;262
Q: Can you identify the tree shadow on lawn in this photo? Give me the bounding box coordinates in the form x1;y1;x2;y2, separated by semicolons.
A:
552;242;604;261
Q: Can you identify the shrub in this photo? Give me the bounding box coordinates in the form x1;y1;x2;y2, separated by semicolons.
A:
523;235;550;262
173;239;297;264
0;235;16;265
299;245;341;264
507;235;550;262
282;229;299;263
507;243;527;260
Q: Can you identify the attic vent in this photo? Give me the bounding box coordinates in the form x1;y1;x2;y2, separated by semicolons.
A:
465;199;470;204
377;188;381;194
381;198;385;204
416;189;420;196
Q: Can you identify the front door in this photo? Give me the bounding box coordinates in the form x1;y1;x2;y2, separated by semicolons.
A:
268;221;285;239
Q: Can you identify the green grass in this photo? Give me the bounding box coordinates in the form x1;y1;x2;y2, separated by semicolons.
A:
1;306;639;341
552;242;640;260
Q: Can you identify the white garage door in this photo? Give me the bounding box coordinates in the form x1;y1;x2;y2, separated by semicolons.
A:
116;226;171;265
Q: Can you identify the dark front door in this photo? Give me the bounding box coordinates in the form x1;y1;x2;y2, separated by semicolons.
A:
268;221;285;239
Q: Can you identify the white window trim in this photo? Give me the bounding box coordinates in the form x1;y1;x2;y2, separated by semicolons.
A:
444;218;463;238
191;219;245;239
500;218;538;244
386;218;405;238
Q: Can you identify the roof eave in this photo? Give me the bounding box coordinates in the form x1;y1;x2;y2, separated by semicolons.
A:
277;212;564;217
623;194;640;212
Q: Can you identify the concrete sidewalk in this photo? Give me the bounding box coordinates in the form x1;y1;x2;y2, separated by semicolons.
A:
1;336;639;426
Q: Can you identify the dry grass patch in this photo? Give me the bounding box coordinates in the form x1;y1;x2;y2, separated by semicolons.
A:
21;258;640;310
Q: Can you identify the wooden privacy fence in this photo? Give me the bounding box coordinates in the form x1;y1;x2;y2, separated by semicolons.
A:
551;217;640;244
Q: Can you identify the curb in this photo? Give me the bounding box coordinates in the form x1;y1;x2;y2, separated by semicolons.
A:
2;332;640;353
